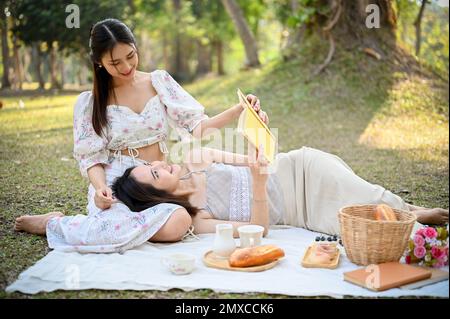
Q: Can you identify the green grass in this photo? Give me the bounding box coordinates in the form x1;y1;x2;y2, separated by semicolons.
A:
1;46;448;298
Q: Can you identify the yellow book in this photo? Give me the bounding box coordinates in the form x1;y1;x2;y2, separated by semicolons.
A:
236;89;277;163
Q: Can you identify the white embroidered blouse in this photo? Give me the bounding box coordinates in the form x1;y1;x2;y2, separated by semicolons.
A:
73;69;209;178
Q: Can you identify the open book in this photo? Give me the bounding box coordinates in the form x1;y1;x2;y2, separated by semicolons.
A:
236;89;277;163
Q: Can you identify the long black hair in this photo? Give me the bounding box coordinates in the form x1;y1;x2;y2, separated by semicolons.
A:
111;167;200;217
89;18;137;136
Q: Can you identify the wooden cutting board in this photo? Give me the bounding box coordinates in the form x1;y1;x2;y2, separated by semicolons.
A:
301;244;340;269
203;250;279;272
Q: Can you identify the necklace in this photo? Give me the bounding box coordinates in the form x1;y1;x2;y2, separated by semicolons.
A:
179;167;208;180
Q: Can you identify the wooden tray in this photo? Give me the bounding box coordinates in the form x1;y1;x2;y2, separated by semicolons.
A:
301;244;340;269
203;250;280;272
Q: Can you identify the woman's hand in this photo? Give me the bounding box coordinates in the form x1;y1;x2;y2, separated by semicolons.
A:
243;94;269;125
248;144;269;185
94;185;117;210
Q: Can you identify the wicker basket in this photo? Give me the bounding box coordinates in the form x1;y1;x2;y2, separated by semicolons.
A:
338;204;417;266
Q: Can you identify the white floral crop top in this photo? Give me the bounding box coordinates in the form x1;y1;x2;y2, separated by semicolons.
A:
73;69;209;178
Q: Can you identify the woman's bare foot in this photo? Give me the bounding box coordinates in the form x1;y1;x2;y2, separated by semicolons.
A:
14;212;64;235
412;208;449;225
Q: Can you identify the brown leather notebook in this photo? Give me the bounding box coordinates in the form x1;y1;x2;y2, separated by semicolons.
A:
344;262;432;291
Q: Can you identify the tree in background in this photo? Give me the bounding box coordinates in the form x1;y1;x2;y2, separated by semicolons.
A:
9;0;130;90
1;0;11;90
271;0;398;76
273;0;315;61
12;1;68;89
221;0;261;68
414;0;428;56
396;0;448;76
1;0;447;89
191;0;235;76
138;0;199;81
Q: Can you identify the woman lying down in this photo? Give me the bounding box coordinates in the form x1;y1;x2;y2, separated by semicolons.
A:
15;146;448;253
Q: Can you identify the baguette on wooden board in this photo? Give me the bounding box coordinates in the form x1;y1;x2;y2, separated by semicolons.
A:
229;245;285;267
374;204;398;221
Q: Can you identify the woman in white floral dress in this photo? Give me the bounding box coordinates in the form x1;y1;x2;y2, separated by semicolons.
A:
14;18;268;253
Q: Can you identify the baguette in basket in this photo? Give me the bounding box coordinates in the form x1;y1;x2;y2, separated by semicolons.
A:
374;204;397;221
229;245;285;267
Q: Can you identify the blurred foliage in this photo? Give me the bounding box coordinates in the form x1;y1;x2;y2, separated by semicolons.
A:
0;0;448;85
395;0;449;77
10;0;131;55
272;0;330;29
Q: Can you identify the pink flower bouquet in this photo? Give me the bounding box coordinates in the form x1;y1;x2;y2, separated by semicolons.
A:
404;225;449;268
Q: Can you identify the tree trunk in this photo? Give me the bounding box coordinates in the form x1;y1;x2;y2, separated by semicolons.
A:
172;0;181;74
162;31;170;72
282;0;306;60
330;0;397;55
216;39;225;75
172;0;189;81
414;0;427;56
12;35;23;90
127;0;137;14
77;65;82;86
49;42;61;89
23;47;32;82
221;0;260;68
1;3;11;90
32;42;45;90
301;0;398;78
196;40;211;77
282;26;306;60
60;56;65;88
79;57;89;86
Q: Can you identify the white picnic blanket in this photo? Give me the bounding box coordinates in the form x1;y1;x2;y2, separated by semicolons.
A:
6;226;449;297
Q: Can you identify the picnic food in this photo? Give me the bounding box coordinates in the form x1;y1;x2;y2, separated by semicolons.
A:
301;242;340;269
374;204;397;221
228;245;285;267
315;235;342;246
315;235;339;242
307;243;338;265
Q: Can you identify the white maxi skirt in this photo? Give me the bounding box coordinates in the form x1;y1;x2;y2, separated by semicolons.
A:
274;146;410;235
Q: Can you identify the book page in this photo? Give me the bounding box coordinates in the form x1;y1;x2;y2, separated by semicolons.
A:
236;89;277;163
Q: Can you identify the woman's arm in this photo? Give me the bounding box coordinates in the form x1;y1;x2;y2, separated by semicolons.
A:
191;104;242;139
250;183;269;236
191;212;249;238
191;182;269;237
87;164;116;209
87;164;108;190
183;147;249;167
192;145;270;237
191;94;266;139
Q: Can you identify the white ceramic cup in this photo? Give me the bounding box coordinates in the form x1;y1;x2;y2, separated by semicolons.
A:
238;225;264;248
161;253;196;275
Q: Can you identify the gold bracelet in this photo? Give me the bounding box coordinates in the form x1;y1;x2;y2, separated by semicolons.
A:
253;198;268;202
